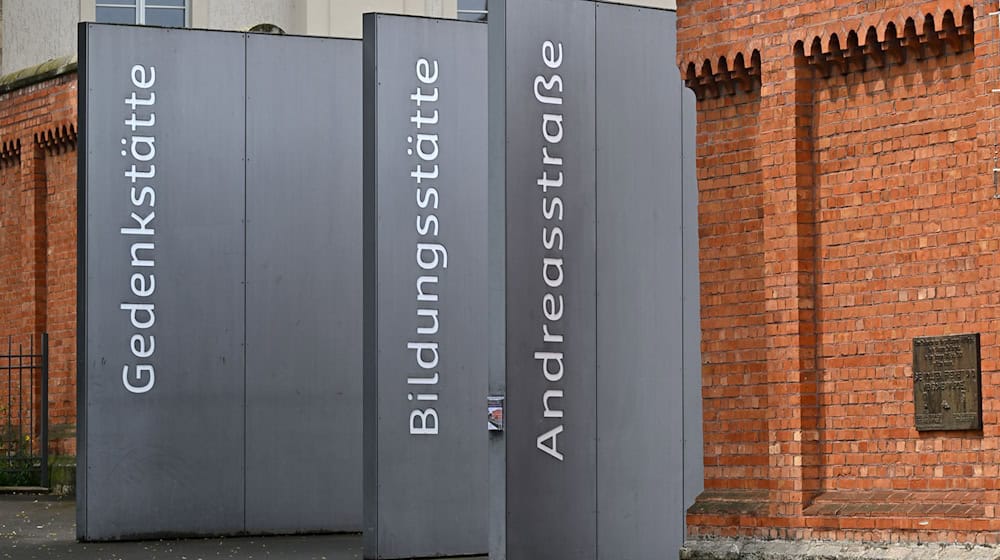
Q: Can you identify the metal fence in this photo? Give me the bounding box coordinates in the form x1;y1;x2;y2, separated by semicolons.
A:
0;334;48;488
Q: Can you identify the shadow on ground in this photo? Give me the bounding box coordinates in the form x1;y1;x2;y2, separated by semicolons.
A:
0;493;485;560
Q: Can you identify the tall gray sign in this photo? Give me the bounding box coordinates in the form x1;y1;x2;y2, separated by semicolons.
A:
490;2;702;559
363;13;488;559
244;33;363;534
79;24;246;539
682;85;704;530
496;1;597;558
78;24;363;539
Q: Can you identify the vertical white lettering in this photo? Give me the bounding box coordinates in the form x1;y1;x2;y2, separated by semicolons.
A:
122;365;155;394
408;58;444;434
410;408;439;435
535;40;567;460
537;425;565;461
121;64;158;394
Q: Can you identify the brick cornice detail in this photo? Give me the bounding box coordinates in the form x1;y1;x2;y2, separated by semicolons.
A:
0;138;21;168
684;49;761;100
682;5;974;99
804;6;974;78
34;122;78;155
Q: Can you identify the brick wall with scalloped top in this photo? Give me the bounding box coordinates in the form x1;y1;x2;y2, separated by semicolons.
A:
0;72;78;458
677;0;1000;545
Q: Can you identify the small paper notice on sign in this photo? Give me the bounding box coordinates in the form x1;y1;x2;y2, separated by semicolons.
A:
488;396;504;431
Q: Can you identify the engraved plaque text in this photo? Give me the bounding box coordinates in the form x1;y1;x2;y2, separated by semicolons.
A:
912;333;982;431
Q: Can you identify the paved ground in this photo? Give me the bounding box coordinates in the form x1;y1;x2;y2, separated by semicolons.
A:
682;538;1000;560
0;493;486;560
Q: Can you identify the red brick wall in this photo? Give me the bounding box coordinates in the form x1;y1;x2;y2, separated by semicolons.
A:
43;145;77;455
680;0;1000;545
0;154;22;334
813;45;979;495
0;72;78;456
697;92;770;492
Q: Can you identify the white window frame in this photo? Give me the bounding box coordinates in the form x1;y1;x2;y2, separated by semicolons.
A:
456;0;488;22
94;0;189;26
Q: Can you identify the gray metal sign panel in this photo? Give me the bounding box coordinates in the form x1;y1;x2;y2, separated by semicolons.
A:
362;13;488;559
595;5;684;558
494;2;699;559
486;4;508;557
494;1;599;558
79;24;246;539
245;34;363;533
682;86;704;519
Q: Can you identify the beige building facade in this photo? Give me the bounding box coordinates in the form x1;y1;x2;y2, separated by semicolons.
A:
2;0;675;76
2;0;458;75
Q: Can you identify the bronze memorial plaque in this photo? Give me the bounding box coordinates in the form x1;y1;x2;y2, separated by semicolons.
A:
912;333;982;431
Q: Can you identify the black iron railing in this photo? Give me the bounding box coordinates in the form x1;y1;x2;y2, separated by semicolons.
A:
0;334;48;488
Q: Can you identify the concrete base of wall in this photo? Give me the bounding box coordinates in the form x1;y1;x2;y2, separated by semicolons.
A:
680;539;1000;560
0;460;74;496
49;459;74;496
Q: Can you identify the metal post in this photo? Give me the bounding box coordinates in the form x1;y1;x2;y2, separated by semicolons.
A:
40;333;48;489
17;342;23;457
5;336;10;442
28;336;34;468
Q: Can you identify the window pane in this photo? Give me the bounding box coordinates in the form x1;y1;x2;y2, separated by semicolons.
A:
144;8;186;27
458;0;487;10
457;0;487;22
96;0;136;5
96;6;137;24
146;0;185;7
457;11;487;22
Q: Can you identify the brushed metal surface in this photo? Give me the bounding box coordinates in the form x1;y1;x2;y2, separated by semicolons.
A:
363;13;489;559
